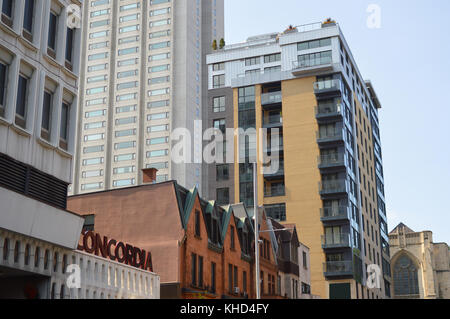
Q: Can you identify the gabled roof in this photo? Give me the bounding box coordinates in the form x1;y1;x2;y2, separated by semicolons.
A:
390;222;415;235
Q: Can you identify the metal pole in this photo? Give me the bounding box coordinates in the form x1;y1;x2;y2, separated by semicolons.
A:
253;161;260;299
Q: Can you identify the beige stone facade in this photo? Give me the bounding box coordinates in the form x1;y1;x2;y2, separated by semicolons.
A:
389;223;450;299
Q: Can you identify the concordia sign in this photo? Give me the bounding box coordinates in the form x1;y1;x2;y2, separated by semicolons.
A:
77;231;153;272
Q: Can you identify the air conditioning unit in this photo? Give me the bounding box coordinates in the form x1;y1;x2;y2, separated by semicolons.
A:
234;287;240;295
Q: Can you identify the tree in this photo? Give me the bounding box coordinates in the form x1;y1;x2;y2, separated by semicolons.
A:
212;39;217;51
219;38;225;49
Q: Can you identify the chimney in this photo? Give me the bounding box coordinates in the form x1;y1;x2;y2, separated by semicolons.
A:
142;168;158;184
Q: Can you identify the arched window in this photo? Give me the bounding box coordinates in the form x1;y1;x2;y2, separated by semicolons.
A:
393;254;419;297
24;244;30;265
3;238;9;260
34;247;40;268
44;250;50;269
13;241;20;263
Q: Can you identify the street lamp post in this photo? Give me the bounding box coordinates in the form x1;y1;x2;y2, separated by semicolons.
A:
253;162;260;300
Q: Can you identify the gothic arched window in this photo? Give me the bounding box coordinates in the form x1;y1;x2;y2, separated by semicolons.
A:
393;255;419;297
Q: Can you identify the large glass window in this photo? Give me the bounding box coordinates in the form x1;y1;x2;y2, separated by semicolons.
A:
393;255;420;297
297;51;332;68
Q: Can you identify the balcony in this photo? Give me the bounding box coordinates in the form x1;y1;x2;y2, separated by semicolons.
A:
263;114;283;129
318;153;346;170
263;160;284;180
320;206;349;222
315;103;343;121
319;179;347;195
261;91;282;108
323;261;354;277
316;129;344;145
321;233;351;249
313;79;342;96
264;184;285;198
291;60;333;76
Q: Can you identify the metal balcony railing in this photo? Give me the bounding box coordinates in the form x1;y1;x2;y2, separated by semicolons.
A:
321;233;351;248
323;261;353;275
320;206;349;220
261;91;282;105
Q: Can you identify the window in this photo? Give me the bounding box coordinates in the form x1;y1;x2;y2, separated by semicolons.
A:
264;53;281;63
216;164;229;181
211;262;216;293
302;251;308;269
0;62;7;114
191;253;197;287
23;0;34;35
198;256;203;288
83;145;104;154
213;63;224;71
213;74;225;88
194;210;201;237
297;38;331;51
66;27;74;64
1;0;13;14
264;203;286;221
228;264;233;293
41;91;52;140
213;96;225;113
245;57;259;66
216;188;229;205
230;226;235;250
16;74;28;128
47;12;58;54
213;118;226;134
297;51;332;68
393;255;419;297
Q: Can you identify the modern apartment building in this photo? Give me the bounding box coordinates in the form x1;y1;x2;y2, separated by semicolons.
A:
205;21;392;299
72;0;224;195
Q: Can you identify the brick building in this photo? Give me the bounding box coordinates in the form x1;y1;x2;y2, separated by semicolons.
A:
68;170;281;299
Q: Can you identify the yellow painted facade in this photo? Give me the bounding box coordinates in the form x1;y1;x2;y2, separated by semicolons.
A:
232;77;388;299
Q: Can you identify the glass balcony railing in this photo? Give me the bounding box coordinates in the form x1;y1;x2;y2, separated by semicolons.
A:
319;179;347;194
318;153;346;168
261;91;282;105
320;206;349;220
321;233;351;248
263;115;283;127
315;103;343;117
313;79;341;94
316;129;343;143
323;261;353;276
292;57;332;70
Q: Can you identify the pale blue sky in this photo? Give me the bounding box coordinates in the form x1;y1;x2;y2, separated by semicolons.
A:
224;0;450;243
